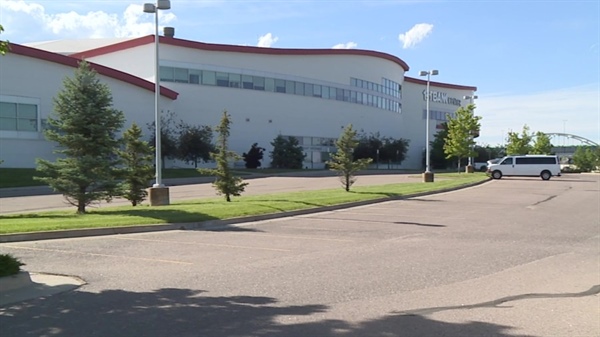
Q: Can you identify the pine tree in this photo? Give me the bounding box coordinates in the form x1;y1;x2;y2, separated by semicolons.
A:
118;123;154;206
243;143;265;169
444;104;481;172
200;111;248;202
36;61;125;213
270;135;305;169
327;124;372;191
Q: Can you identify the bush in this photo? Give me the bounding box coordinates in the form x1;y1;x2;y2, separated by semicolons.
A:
0;254;25;277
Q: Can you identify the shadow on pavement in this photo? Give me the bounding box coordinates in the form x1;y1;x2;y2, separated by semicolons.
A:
0;287;538;337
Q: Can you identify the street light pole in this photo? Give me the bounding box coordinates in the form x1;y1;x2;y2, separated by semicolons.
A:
419;69;438;182
144;0;171;206
463;95;478;172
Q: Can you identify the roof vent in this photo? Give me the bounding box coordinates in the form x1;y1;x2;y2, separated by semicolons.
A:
164;27;175;38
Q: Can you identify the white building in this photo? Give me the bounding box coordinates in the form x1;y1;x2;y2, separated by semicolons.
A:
0;35;476;169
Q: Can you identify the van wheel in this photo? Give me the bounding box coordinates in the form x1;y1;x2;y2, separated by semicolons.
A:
479;166;487;172
541;170;552;180
492;170;502;179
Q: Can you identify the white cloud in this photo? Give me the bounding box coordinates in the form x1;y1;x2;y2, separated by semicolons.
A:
476;84;599;146
0;1;177;39
257;33;278;48
332;42;358;49
398;23;433;49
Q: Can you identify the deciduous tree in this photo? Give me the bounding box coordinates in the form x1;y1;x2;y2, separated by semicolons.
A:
327;124;372;191
505;125;533;155
531;132;553;155
444;104;481;171
0;24;9;55
178;124;214;168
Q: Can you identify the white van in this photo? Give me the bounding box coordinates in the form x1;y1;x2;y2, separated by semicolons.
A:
487;155;561;180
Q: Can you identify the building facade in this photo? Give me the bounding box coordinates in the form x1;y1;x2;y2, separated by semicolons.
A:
0;35;476;169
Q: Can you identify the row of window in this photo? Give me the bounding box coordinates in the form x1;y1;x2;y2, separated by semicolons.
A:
351;77;401;98
0;102;38;132
422;109;455;122
160;67;402;113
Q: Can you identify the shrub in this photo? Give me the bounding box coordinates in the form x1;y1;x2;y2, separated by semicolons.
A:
0;254;25;277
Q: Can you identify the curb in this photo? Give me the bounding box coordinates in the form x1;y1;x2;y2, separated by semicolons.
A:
0;178;490;243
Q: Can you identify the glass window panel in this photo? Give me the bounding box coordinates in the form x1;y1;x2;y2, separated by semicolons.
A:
350;91;357;103
253;76;265;90
356;92;362;104
336;88;344;101
0;118;16;130
304;84;313;96
295;82;304;95
189;70;201;84
216;72;229;87
17;118;37;131
351;78;357;87
322;86;329;99
159;66;174;81
286;80;295;94
242;75;253;89
275;79;286;93
313;84;321;97
265;78;275;92
329;87;336;100
343;89;350;102
229;74;241;88
0;102;17;118
202;71;216;85
174;68;188;83
18;104;37;119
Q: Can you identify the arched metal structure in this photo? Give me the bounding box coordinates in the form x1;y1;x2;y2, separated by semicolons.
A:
546;133;599;146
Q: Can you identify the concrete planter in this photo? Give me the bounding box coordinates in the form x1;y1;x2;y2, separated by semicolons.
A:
0;271;33;292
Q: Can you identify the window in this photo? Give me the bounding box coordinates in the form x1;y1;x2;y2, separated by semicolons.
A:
516;157;557;165
159;66;174;82
304;83;313;97
501;158;513;165
265;78;275;92
322;86;330;99
174;68;188;83
295;82;304;95
189;70;201;84
275;79;286;93
242;75;253;89
286;80;295;94
0;102;38;131
253;76;265;90
202;71;216;85
229;74;241;88
216;72;229;87
313;85;322;97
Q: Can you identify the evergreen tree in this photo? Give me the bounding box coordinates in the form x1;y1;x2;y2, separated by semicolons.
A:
270;135;306;169
505;125;533;155
118;123;154;206
327;124;372;191
199;111;248;202
444;104;481;171
36;61;125;214
531;131;553;154
178;124;214;168
243;143;265;169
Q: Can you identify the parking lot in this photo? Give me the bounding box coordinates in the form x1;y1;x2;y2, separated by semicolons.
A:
1;174;599;337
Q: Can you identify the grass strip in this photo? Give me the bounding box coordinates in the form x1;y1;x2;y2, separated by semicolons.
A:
0;173;488;234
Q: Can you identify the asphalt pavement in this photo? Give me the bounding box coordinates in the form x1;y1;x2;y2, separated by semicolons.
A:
0;173;598;337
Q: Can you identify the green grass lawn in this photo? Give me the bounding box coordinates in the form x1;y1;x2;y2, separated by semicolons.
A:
0;173;488;234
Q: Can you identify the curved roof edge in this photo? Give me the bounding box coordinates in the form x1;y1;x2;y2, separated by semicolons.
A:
70;35;410;72
9;43;179;100
404;76;477;91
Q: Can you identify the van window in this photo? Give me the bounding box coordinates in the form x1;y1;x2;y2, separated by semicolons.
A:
515;157;557;165
501;158;513;165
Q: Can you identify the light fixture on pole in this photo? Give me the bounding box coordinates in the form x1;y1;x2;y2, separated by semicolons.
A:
463;94;478;172
144;0;171;206
419;69;438;182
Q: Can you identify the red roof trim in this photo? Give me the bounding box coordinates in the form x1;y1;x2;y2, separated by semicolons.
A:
9;43;179;100
70;35;411;71
404;76;477;91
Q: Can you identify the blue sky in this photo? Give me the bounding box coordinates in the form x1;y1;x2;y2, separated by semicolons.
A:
1;0;598;146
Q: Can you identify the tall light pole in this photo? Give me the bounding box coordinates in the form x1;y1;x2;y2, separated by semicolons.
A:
419;69;438;182
144;0;171;206
463;95;478;172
